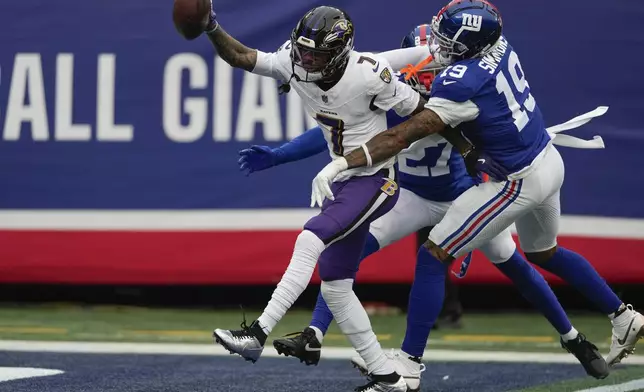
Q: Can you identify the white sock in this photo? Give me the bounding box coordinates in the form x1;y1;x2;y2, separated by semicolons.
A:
321;279;394;376
609;303;629;322
561;327;579;342
309;325;324;344
257;230;325;334
611;306;634;325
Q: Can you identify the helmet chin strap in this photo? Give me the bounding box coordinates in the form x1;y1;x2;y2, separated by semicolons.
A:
278;73;298;95
279;62;322;95
279;60;346;94
280;32;354;94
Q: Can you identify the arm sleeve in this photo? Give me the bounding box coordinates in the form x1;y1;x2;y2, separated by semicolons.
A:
366;57;420;116
425;97;479;127
251;40;292;80
274;126;327;164
252;50;288;80
372;76;421;117
379;46;431;72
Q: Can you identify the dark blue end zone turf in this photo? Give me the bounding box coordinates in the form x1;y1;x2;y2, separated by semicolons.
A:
0;351;590;391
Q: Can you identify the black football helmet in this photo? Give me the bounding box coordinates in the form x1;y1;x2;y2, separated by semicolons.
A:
289;6;354;82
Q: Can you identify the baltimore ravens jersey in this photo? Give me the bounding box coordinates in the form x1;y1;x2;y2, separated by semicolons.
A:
426;36;551;175
253;41;421;181
387;110;474;202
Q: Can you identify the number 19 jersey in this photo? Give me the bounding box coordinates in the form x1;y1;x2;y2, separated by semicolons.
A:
426;36;551;174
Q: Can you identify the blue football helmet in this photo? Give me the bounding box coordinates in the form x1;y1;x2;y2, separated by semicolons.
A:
400;24;445;95
431;0;502;64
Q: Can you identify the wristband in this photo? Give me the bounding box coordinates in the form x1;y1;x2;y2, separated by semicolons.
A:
361;144;373;167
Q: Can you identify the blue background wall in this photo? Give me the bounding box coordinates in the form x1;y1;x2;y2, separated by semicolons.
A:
0;0;641;217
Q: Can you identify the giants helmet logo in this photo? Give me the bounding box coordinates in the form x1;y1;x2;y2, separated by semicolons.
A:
461;13;483;31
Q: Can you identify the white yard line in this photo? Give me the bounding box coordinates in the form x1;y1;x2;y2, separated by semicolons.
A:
1;340;644;365
0;367;63;382
576;378;644;392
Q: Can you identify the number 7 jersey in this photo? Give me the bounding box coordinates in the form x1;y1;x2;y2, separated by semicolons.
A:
253;40;421;181
427;36;551;174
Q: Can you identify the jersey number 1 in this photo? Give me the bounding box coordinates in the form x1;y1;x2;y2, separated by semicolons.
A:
316;113;345;156
495;51;536;132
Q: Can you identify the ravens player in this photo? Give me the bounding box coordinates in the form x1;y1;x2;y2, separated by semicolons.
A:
198;4;440;391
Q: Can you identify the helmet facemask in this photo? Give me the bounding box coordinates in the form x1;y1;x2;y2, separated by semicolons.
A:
430;17;469;65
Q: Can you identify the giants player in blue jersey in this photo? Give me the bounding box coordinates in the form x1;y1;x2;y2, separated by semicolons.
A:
239;24;611;389
311;0;644;377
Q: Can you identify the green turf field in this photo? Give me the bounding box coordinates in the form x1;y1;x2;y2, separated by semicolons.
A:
1;305;643;391
0;304;621;351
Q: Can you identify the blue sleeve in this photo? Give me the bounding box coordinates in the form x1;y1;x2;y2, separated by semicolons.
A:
430;77;477;103
274;126;327;164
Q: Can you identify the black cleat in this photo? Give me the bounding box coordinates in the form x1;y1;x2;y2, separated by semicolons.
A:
561;333;609;379
273;327;322;366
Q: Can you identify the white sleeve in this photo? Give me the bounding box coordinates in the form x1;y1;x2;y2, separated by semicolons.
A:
425;97;479;127
251;50;290;80
373;77;420;117
378;46;431;72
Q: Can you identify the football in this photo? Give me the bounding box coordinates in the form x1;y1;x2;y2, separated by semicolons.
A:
173;0;211;40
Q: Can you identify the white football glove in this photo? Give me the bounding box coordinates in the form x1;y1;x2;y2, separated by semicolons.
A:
310;158;349;208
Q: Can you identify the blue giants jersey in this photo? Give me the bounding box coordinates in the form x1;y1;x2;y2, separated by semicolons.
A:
387;110;475;202
429;36;551;173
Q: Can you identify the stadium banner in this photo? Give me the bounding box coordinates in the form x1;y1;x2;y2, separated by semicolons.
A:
0;0;643;284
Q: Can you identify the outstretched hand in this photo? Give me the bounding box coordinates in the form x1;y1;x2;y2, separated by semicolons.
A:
238;145;279;175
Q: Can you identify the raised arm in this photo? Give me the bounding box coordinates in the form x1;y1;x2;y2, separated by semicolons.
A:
206;25;257;71
204;13;257;71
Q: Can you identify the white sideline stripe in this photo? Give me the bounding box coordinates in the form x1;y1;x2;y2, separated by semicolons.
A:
576;378;644;392
0;210;643;238
2;340;644;365
0;367;64;382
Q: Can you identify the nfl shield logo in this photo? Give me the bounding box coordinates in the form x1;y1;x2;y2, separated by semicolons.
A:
321;95;328;104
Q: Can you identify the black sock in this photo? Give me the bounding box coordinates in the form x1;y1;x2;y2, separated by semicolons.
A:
250;320;267;345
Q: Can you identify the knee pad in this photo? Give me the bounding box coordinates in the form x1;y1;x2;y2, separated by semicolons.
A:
320;279;353;307
296;230;325;253
480;238;517;264
321;279;368;334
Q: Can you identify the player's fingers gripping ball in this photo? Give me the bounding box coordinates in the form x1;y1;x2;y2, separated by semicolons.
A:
173;0;215;40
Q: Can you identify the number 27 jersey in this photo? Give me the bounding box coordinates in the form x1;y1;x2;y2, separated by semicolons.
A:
427;36;551;174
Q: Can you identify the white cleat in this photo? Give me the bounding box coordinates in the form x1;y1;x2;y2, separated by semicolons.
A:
213;324;265;363
607;305;644;366
354;374;408;392
351;350;425;392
